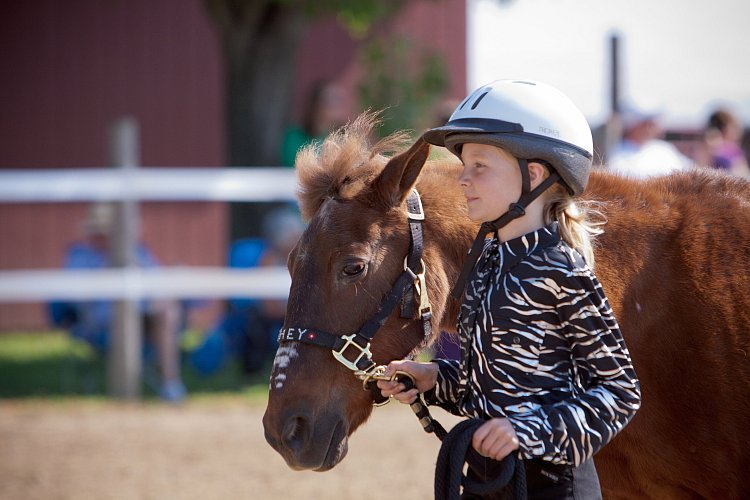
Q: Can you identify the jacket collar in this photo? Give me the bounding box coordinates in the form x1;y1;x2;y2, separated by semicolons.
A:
486;222;561;274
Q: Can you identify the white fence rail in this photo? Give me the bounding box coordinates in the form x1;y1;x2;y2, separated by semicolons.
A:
0;163;298;398
0;267;292;302
0;167;296;202
0;118;301;398
0;167;297;302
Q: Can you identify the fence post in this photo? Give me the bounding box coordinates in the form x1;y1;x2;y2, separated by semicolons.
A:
603;32;623;162
108;117;142;399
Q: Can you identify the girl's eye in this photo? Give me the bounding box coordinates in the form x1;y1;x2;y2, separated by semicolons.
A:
342;262;366;277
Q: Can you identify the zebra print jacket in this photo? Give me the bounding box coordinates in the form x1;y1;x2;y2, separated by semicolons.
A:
426;222;641;466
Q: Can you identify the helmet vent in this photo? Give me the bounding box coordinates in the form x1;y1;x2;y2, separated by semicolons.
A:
422;78;594;195
457;95;471;111
470;90;491;110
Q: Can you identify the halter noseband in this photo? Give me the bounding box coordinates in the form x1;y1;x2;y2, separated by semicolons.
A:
277;189;433;405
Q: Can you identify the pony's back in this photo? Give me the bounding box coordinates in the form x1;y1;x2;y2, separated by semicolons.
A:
586;168;750;498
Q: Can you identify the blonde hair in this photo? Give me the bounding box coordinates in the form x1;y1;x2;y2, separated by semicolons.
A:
543;183;604;268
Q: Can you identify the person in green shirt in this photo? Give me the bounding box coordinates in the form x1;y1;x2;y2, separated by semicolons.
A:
281;80;348;167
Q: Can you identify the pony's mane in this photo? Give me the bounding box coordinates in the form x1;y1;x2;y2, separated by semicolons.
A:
295;112;412;221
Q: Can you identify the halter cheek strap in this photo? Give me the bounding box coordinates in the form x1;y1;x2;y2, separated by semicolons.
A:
278;189;433;405
450;165;561;299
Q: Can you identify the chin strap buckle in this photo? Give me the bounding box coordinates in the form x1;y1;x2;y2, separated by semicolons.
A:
508;203;526;218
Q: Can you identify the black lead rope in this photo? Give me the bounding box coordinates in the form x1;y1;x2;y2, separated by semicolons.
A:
435;419;527;500
398;376;527;500
427;163;561;496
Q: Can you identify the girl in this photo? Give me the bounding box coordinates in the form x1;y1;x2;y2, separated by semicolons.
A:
378;80;641;499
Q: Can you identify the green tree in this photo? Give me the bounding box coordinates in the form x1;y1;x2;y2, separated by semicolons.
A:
204;0;407;169
358;36;449;138
204;0;416;238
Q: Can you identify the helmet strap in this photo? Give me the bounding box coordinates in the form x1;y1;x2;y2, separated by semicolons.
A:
450;168;561;299
519;158;531;196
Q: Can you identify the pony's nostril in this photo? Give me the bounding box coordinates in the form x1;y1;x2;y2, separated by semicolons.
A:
282;415;308;454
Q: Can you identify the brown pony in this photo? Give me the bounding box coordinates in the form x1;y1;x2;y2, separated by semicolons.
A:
263;114;750;498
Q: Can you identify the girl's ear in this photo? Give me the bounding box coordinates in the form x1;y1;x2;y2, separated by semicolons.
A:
527;161;549;190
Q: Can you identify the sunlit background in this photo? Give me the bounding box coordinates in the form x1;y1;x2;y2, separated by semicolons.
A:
469;0;750;128
0;1;748;498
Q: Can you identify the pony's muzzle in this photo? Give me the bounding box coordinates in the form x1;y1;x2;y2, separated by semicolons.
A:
264;407;348;471
281;413;309;456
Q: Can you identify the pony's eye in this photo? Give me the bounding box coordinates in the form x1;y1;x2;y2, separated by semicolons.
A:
342;262;366;277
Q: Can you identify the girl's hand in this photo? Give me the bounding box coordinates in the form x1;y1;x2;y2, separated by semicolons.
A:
472;418;520;461
375;360;438;404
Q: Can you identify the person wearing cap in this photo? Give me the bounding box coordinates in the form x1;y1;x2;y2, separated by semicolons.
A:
58;203;187;402
607;100;691;178
378;80;641;497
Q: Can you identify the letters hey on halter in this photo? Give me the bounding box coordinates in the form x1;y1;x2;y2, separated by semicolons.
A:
278;189;433;401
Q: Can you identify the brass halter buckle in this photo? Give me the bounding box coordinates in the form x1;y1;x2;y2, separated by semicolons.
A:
332;333;374;373
416;268;431;318
403;257;432;319
360;366;416;406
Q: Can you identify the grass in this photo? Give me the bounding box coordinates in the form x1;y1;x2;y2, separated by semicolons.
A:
0;330;272;402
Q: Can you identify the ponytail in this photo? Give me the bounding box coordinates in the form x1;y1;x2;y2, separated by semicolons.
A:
543;184;604;268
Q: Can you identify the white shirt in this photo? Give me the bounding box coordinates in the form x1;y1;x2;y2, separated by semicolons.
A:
607;139;690;178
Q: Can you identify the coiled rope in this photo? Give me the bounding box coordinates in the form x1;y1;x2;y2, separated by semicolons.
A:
434;418;526;500
400;377;527;499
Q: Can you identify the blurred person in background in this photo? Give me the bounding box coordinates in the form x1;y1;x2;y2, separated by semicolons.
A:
607;100;691;178
705;107;750;178
54;203;187;401
191;205;305;376
241;206;305;373
281;79;349;167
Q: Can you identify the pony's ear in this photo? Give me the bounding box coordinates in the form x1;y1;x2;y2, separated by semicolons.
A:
372;137;430;208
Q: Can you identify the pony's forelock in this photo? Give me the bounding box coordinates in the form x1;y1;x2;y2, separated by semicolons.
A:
295;112;412;221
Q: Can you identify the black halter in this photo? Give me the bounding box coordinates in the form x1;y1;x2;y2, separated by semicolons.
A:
277;189;433;403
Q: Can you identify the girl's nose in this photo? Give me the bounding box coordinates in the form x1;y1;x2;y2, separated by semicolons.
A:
458;167;470;187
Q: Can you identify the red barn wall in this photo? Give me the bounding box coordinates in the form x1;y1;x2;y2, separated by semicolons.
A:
0;0;467;331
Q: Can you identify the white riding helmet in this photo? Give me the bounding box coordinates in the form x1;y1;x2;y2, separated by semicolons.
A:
423;79;593;195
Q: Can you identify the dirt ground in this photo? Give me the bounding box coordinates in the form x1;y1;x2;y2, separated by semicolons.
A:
0;397;461;500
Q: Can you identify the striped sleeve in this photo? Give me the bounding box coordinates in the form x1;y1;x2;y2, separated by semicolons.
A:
507;270;641;466
424;359;464;416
